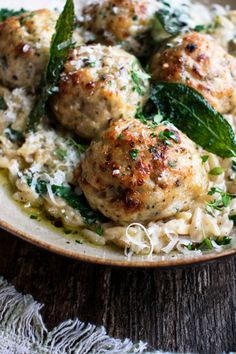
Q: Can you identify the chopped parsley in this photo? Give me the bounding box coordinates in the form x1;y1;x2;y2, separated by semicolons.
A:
76;240;83;244
168;161;176;168
0;8;27;22
209;167;224;176
95;224;104;236
187;236;232;251
55;148;67;161
201;155;209;163
232;160;236;172
130;61;150;96
206;187;233;216
130;149;139;160
158;129;179;146
0;96;7;110
30;215;38;220
67;138;87;153
5;126;25;144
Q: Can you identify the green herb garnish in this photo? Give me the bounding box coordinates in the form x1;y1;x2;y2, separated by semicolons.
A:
0;8;27;22
206;187;233;215
130;149;139;160
187;236;232;251
131;61;150;96
27;0;75;130
158;129;179;146
67;138;87;153
27;178;106;225
55;148;67;161
232;160;236;172
152;1;189;41
30;215;38;220
0;96;7;110
209;167;224;176
149;82;236;158
201;155;209;163
5;126;25;144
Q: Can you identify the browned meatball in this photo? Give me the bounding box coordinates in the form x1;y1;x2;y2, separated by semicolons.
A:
50;45;150;140
80;0;161;55
150;32;236;114
0;10;58;91
76;118;208;224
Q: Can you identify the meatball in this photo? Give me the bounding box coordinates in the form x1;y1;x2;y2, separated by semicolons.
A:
0;10;58;91
50;45;150;140
76;118;208;224
150;32;236;114
80;0;161;55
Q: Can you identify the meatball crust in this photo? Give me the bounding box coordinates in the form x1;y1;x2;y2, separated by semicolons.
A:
51;45;150;140
80;0;161;55
76;118;208;224
0;9;57;91
150;32;236;114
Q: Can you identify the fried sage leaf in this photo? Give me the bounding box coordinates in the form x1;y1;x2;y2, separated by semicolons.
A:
27;0;75;130
31;179;106;225
149;82;236;158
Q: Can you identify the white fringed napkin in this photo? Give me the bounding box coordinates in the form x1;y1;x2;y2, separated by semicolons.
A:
0;277;159;354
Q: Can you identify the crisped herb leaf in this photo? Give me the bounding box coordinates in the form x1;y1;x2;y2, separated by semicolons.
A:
27;0;75;130
51;185;107;225
152;1;189;41
28;178;106;225
0;96;7;110
0;8;27;21
5;126;25;144
149;83;236;158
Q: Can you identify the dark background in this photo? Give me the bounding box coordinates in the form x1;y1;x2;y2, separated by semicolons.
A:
0;229;235;353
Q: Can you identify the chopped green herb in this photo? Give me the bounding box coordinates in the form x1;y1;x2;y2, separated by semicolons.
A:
27;0;75;130
201;155;209;163
0;96;7;110
131;61;150;96
5;126;25;144
117;134;124;140
76;240;83;244
150;132;156;138
30;215;38;220
168;161;176;168
232;160;236;172
95;225;104;236
158;129;179;146
193;23;215;33
67;138;87;153
206;187;233;215
64;229;72;234
130;149;139;160
186;236;232;251
0;8;27;22
132;15;138;21
193;24;206;32
55;148;67;161
209;167;224;176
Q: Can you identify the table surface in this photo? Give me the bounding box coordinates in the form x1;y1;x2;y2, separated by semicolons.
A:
0;229;235;353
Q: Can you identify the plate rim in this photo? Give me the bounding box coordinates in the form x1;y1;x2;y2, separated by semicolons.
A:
1;217;236;268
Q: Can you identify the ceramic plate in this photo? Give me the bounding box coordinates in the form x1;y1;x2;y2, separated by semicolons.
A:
0;0;235;268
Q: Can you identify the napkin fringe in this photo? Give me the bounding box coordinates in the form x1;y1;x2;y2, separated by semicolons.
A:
0;277;148;354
